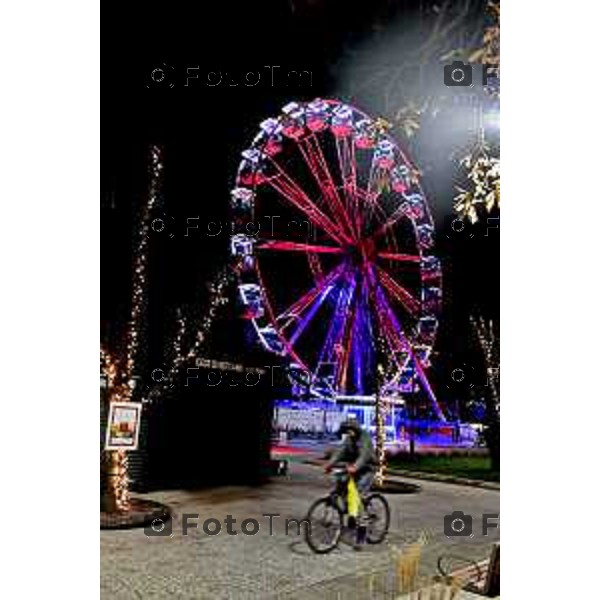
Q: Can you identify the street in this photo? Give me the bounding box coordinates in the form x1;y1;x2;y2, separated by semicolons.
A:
101;462;499;599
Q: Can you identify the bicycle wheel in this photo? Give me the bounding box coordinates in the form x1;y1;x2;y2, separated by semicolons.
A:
304;497;344;554
364;493;390;544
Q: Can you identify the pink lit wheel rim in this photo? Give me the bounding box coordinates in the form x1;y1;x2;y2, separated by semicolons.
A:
230;99;444;418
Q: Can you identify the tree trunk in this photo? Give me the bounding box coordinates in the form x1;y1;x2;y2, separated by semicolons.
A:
483;383;500;472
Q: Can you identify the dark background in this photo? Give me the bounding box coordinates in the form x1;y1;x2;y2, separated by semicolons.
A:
101;0;498;488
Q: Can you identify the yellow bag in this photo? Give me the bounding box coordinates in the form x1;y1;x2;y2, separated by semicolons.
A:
347;477;363;518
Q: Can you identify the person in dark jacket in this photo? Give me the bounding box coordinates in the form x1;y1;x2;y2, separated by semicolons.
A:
325;418;376;496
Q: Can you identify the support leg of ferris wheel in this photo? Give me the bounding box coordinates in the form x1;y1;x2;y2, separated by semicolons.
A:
372;275;446;422
386;307;446;422
411;354;446;423
314;271;357;394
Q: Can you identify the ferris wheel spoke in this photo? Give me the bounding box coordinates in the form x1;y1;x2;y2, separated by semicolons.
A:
335;136;359;234
256;240;344;255
360;145;396;237
288;278;338;346
315;274;357;390
349;282;372;395
377;252;421;264
365;267;405;355
355;185;388;240
307;252;324;283
365;158;389;204
267;158;351;246
364;272;415;389
375;265;420;316
333;280;359;392
338;292;359;392
298;134;357;240
370;201;410;242
369;277;411;361
277;263;345;325
268;176;345;246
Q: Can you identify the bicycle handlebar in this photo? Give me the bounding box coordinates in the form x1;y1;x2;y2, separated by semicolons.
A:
328;466;351;477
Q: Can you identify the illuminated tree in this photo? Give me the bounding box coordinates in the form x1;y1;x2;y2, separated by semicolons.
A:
471;314;499;471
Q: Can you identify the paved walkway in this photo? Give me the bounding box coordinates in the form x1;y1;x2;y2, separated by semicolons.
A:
101;463;499;599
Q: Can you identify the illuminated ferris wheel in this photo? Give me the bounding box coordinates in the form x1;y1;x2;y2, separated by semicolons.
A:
230;98;444;420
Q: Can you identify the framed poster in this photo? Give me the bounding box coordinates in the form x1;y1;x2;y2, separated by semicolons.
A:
104;402;142;451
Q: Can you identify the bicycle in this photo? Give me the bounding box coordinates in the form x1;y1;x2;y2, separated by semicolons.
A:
304;466;390;554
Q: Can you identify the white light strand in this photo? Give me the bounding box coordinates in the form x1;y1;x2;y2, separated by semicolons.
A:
125;145;164;386
173;266;233;372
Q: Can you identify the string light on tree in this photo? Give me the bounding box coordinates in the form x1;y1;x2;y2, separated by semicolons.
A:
374;335;387;487
471;315;499;406
168;308;187;375
471;314;500;472
100;347;131;511
177;266;234;368
125;145;164;386
101;346;119;390
105;450;130;513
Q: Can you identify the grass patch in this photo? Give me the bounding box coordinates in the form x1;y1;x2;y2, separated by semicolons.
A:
387;453;499;482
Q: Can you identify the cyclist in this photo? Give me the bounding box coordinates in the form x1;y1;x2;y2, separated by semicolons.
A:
324;418;376;547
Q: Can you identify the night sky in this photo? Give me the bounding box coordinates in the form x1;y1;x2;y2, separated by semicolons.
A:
102;0;498;411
